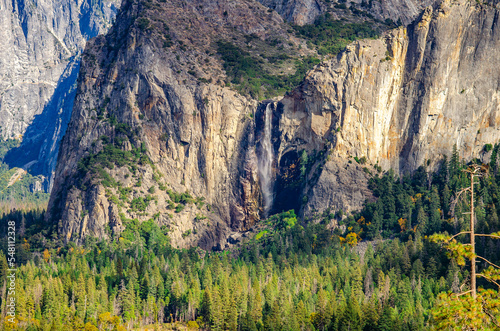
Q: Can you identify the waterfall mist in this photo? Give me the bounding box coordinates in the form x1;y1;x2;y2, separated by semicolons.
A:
257;102;274;217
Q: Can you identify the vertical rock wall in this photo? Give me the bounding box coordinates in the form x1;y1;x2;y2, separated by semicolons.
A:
276;0;500;217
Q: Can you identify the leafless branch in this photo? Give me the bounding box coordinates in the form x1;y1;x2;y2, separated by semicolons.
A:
477;273;500;289
476;255;500;270
449;187;471;218
484;309;500;328
447;231;471;241
456;290;473;296
475;234;500;240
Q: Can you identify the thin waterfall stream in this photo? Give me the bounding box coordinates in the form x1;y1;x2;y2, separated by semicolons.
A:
258;102;274;217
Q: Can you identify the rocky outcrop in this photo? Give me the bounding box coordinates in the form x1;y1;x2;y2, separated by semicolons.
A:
350;0;438;25
276;0;500;217
47;0;300;249
303;157;374;218
256;0;438;26
256;0;322;25
0;0;119;185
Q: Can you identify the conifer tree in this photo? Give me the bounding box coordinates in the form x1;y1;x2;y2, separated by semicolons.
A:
0;251;7;287
313;287;330;330
16;279;27;323
362;296;379;331
200;286;212;323
339;294;362;331
428;186;442;233
74;274;87;320
378;305;394;331
211;286;224;330
431;165;500;329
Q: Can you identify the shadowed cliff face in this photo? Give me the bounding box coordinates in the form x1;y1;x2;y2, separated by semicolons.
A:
276;0;500;218
0;0;119;186
48;0;500;248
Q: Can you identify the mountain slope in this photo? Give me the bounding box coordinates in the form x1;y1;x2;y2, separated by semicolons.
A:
256;0;438;26
47;0;313;248
48;0;500;248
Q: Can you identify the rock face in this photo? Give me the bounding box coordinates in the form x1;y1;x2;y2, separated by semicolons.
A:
256;0;323;25
256;0;438;26
276;0;500;217
48;0;500;248
47;0;298;249
0;0;119;186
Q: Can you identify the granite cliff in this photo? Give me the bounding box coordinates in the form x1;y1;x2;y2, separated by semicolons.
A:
48;0;500;248
277;0;500;218
47;0;308;249
256;0;438;26
0;0;119;187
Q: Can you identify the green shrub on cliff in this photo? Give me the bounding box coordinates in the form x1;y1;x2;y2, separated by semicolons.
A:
293;13;382;55
76;132;153;190
216;41;320;99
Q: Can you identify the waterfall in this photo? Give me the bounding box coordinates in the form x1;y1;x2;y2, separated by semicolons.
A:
258;102;274;217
